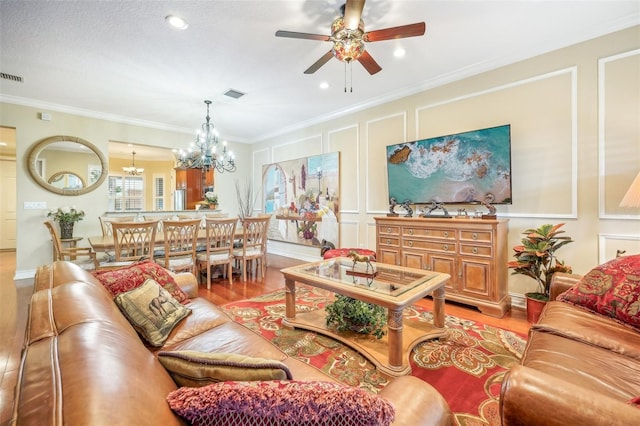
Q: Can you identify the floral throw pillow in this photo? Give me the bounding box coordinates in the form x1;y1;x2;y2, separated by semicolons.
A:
92;259;189;304
557;254;640;330
167;380;395;426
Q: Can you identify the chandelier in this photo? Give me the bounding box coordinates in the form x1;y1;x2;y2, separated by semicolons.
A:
175;100;236;173
122;151;144;176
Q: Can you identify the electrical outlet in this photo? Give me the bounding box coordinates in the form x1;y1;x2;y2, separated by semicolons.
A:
24;201;47;209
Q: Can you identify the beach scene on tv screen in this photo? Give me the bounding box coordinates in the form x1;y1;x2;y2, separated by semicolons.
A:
386;125;512;204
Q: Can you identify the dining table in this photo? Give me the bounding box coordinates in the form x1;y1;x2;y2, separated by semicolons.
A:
88;227;244;253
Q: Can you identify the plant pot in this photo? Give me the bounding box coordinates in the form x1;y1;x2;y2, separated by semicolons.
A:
525;293;548;323
59;222;74;239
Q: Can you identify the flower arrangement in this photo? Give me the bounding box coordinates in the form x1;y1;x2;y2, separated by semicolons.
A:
508;223;573;301
47;206;86;224
204;191;218;204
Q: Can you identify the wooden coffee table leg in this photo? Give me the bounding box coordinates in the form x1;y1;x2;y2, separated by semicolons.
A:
387;308;404;371
285;278;296;321
432;286;445;329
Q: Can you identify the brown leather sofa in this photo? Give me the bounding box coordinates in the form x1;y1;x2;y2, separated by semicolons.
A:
11;261;452;425
500;272;640;425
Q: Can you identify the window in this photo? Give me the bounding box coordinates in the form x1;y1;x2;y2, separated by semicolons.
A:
153;174;165;211
108;175;144;211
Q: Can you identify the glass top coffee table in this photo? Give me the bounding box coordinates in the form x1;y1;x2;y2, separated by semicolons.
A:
281;257;450;376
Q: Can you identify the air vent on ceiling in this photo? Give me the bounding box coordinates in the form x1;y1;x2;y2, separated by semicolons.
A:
223;89;246;99
1;72;23;83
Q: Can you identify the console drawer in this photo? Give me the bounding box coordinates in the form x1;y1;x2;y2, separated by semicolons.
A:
379;236;400;247
459;230;492;243
459;243;493;257
404;239;456;253
379;225;401;235
403;227;455;240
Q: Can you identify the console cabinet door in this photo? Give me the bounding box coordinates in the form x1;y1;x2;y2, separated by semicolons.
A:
427;253;457;293
458;257;492;298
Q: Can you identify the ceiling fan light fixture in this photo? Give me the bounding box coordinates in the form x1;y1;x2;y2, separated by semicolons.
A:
330;16;365;62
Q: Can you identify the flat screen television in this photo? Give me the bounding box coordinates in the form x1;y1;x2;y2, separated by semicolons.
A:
386;124;512;205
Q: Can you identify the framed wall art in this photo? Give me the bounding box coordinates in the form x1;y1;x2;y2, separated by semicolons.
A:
262;152;340;247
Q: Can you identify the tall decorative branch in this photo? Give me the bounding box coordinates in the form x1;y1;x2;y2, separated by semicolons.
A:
234;178;257;221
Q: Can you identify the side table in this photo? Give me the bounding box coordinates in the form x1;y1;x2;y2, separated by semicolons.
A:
57;237;83;261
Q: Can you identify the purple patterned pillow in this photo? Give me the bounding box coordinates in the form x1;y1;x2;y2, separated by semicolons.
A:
167;380;395;426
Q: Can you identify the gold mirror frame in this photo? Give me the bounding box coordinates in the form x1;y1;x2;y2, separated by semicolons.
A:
28;135;107;196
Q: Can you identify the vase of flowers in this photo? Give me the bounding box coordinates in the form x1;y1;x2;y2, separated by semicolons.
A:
507;223;573;323
47;206;85;239
204;191;218;209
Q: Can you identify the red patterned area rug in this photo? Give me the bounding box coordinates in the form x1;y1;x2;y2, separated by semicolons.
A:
222;286;527;426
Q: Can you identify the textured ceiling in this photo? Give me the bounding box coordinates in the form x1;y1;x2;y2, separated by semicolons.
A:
1;0;638;152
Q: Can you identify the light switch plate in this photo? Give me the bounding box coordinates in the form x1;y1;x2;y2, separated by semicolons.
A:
24;201;47;209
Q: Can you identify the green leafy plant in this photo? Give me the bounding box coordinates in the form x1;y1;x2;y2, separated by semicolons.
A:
507;223;573;301
325;294;387;339
204;191;218;204
47;206;85;224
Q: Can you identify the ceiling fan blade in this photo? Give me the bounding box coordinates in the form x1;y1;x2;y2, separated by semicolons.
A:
275;30;330;41
304;51;334;74
343;0;365;30
363;22;426;42
357;50;382;75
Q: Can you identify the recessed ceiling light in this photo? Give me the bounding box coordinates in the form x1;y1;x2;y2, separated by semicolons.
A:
166;15;189;30
0;142;7;146
319;82;329;90
394;48;406;58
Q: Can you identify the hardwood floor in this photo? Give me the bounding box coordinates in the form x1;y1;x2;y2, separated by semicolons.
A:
0;252;530;425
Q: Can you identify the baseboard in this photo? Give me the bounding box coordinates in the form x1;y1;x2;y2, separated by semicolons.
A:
14;269;36;283
509;292;526;310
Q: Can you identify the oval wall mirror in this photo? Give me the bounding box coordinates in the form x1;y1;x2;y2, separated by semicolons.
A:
28;135;107;195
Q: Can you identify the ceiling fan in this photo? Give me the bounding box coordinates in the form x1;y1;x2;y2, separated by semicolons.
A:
275;0;426;76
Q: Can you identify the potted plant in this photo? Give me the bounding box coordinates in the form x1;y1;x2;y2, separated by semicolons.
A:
508;223;573;323
325;294;387;339
204;191;218;209
47;206;86;239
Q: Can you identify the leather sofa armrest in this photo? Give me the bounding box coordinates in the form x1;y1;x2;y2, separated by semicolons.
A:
379;376;453;426
500;365;640;425
170;272;198;299
549;272;582;300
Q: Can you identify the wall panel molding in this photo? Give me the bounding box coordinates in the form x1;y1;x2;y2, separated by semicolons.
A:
415;67;578;219
328;124;359;213
364;112;407;213
598;49;640;220
598;233;640;264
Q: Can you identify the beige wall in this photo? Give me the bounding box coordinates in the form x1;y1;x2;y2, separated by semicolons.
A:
1;105;249;277
251;26;640;306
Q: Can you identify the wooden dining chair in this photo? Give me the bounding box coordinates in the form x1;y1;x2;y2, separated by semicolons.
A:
233;215;271;282
196;217;237;289
98;216;135;237
44;221;99;270
99;220;158;269
155;218;200;275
